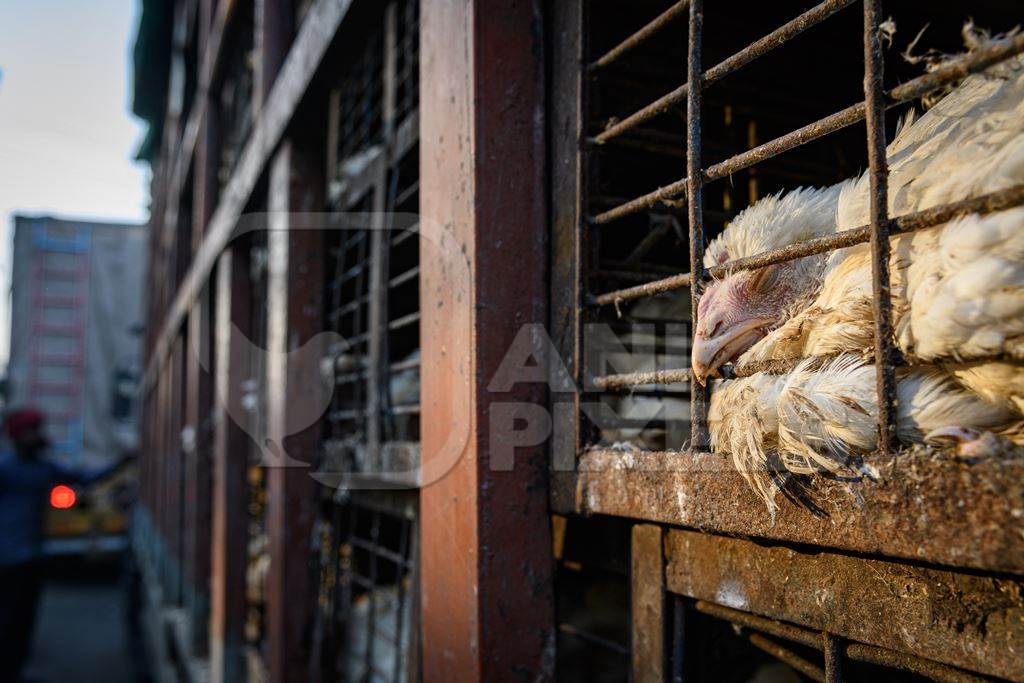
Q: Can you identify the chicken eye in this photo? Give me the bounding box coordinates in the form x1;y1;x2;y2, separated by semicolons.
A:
748;264;778;292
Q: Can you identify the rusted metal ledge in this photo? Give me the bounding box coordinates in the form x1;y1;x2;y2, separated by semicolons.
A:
692;601;992;683
676;530;1024;678
551;448;1024;575
142;0;355;392
592;0;854;145
747;633;825;683
591;183;1024;306
593;32;1024;224
588;0;688;72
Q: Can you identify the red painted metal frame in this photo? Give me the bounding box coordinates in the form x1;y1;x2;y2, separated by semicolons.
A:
264;138;326;683
419;0;555;679
209;245;251;683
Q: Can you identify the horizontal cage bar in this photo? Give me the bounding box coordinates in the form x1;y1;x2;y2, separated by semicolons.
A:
588;0;688;72
592;183;1024;306
592;0;855;145
593;32;1024;225
693;601;985;683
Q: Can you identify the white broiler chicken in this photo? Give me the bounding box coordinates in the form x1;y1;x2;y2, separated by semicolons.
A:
690;34;1024;505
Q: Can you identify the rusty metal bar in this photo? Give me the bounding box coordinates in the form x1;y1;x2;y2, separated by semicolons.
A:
593;31;1024;225
329;407;366;422
592;183;1024;306
333;260;369;286
388;265;420;288
671;596;685;683
389;404;420;416
695;601;819;649
395;178;420;206
390;222;419;246
328;294;370;321
631;525;665;683
747;633;825;683
589;0;688;72
844;642;986;683
823;633;842;683
592;0;855;144
210;247;250;683
387;311;421;331
555;0;590;474
390;356;420;373
265;139;325;683
694;601;985;683
890;30;1024;103
862;0;898;456
593;368;691;391
686;0;708;451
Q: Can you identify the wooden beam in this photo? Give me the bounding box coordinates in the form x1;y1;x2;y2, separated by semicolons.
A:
209;247;251;683
143;0;355;394
264;139;326;683
419;0;554;680
631;525;665;683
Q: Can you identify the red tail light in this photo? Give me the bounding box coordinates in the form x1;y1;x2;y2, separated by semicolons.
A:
50;484;76;510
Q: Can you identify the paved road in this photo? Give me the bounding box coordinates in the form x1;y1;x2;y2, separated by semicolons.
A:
22;563;140;683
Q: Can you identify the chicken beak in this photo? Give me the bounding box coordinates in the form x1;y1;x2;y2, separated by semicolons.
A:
691;318;771;386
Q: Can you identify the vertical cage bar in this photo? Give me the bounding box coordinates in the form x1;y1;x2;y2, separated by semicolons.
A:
365;509;382;677
823;632;843;683
672;596;685;683
392;512;412;683
686;0;708;451
366;164;389;470
631;524;666;683
862;0;898;456
549;0;587;472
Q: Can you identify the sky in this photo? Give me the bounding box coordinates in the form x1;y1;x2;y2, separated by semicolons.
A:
0;0;149;367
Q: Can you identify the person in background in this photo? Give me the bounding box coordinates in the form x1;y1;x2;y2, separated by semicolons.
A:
0;407;129;682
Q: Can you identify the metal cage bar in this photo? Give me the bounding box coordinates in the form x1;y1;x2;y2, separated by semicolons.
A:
692;600;986;683
686;0;708;451
593;30;1024;225
862;0;899;456
588;0;688;73
592;0;855;146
